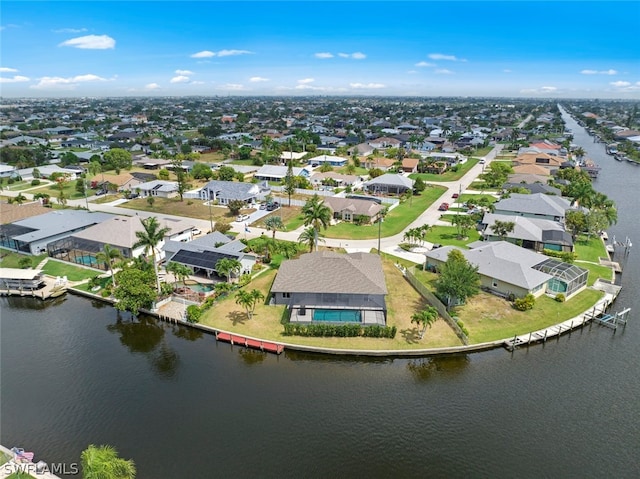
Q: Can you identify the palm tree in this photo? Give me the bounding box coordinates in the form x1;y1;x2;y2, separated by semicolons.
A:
81;444;136;479
235;290;255;319
298;226;322;253
13;193;27;205
411;307;438;339
133;217;171;294
301;194;332;251
215;257;242;283
166;261;192;290
264;216;285;239
96;244;123;288
250;289;265;315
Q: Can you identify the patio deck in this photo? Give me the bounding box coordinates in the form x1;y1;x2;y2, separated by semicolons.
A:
289;305;386;326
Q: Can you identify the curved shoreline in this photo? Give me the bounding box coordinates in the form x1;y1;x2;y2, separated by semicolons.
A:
68;286;615;357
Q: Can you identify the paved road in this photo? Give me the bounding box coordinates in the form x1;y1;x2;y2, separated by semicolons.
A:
3;144;502;257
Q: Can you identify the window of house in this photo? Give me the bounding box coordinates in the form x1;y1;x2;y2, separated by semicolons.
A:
282;292;290;298
492;280;499;288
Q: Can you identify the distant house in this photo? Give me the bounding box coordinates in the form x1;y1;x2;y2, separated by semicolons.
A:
363;174;414;195
401;158;419;173
307;154;348;167
480;213;573;252
254;165;310;182
136;180;179;199
322;196;383;224
425;241;587;300
502;182;561;196
350;143;375;157
512;152;565;172
368;137;401;149
493;193;574;222
95;173;143;192
198;180;270;205
270;251;388;325
310;172;359;187
511;164;552;176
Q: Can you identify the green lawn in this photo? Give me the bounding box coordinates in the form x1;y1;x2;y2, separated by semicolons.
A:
459;289;605;343
575;261;614;286
409;158;478;182
0;251;47;268
4;180;50;191
574;235;608;262
424;225;481;248
459;193;498;204
41;259;101;281
322;185;447;239
29;181;86;201
336;165;368;176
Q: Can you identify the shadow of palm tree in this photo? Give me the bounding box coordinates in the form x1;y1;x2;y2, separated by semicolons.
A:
228;310;248;325
400;327;421;344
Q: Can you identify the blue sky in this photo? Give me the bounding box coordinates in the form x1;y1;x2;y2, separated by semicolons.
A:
1;1;639;98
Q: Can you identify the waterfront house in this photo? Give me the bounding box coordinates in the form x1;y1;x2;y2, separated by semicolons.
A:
270;251;388;325
307;154;348;167
480;213;573;252
493;193;573;222
253;165;310;182
424;241;587;299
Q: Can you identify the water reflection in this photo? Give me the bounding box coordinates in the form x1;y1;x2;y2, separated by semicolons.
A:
407;354;470;382
238;348;267;365
4;295;67;311
284;350;394;364
107;313;180;379
171;324;203;342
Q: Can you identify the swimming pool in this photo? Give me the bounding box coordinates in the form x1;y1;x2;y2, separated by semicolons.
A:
312;309;361;323
75;255;98;267
182;282;215;294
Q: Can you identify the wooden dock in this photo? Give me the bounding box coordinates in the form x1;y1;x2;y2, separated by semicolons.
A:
0;276;68;300
215;332;284;355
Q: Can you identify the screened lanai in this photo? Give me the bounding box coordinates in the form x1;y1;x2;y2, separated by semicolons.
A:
533;258;589;297
47;236;131;270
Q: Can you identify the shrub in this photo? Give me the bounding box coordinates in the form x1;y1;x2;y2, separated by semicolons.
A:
7;177;15;184
18;257;32;269
186;305;202;323
31;179;41;186
555;293;566;303
513;293;536;311
283;323;396;338
456;319;470;336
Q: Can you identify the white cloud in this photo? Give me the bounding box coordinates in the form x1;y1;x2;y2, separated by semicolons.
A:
428;53;466;62
53;28;87;34
435;69;453;75
581;69;618;75
145;83;161;90
610;81;631;87
175;69;194;76
520;86;559;95
0;67;19;73
170;75;190;84
59;34;115;50
191;80;205;85
191;50;215;58
415;61;435;67
0;75;30;83
349;82;385;89
297;78;315;84
315;52;334;59
541;86;557;92
249;76;269;82
217;49;253;57
338;52;366;60
30;74;107;90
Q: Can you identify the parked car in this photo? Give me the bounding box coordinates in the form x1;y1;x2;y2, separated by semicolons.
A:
452;193;459;199
192;228;202;235
266;202;280;211
236;214;250;222
479;159;486;164
259;203;267;210
438;202;449;211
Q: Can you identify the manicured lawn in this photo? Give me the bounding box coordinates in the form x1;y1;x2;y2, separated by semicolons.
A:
424;225;481;248
472;146;493;156
0;251;47;268
459;193;498;204
29;181;85;200
253;206;304;232
41;258;101;281
198;151;226;163
336;165;368;176
4;180;50;191
575;235;608;263
576;261;614;286
323;185;447;239
409;158;478;182
119;197;255;224
91;193;122;204
456;289;605;343
199;257;461;349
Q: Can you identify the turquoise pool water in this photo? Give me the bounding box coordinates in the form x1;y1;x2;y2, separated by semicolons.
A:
185;283;215;294
312;309;361;323
75;255;98;266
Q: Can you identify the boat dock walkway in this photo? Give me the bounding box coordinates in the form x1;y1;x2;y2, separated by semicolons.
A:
216;332;284;354
503;292;622;351
0;275;68;300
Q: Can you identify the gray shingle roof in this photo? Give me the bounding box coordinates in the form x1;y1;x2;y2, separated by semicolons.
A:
425;241;552;290
364;173;414;188
493;193;572;218
12;210;114;243
271;251;388;295
481;213;570;245
322;196;382;218
201;180;262;200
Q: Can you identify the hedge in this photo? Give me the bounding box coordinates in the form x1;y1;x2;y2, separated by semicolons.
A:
283;323;397;338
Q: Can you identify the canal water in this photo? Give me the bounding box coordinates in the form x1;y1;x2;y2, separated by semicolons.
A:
1;108;639;478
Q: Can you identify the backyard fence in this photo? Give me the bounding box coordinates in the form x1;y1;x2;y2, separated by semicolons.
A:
404;265;469;345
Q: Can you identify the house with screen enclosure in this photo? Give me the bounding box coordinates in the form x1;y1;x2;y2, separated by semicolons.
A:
270;251;388;325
